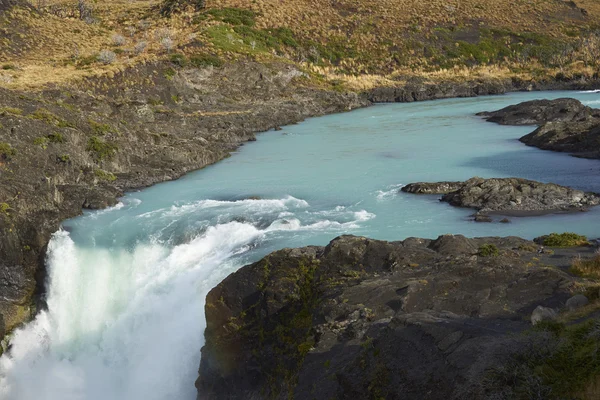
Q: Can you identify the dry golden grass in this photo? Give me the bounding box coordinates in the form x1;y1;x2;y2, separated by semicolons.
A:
1;0;600;89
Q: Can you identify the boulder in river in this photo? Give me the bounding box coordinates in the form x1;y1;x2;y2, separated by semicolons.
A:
403;177;600;217
476;98;596;125
479;98;600;159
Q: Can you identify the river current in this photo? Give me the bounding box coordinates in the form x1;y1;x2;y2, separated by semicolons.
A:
1;91;600;399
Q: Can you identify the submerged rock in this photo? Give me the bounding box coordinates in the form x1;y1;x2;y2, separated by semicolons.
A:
197;234;585;400
403;177;600;217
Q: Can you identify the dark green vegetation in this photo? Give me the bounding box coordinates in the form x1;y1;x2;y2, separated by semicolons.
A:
485;320;600;399
542;232;590;247
478;243;499;257
86;136;118;161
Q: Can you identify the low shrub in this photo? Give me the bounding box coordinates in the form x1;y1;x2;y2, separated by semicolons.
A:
478;243;499;257
543;233;589;247
206;7;256;26
94;169;117;181
0;142;16;159
86;136;118;161
98;50;116;65
169;53;188;67
190;54;223;68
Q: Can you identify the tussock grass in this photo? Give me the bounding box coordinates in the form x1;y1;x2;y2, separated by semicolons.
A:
571;254;600;280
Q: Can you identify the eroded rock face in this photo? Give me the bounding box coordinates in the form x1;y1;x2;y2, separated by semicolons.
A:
476;98;595;125
197;235;579;400
403;177;600;216
479;98;600;159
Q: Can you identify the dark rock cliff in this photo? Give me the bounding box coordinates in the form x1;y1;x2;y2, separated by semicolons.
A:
197;234;594;400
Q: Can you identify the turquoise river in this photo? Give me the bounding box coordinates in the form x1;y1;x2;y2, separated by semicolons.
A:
1;90;600;399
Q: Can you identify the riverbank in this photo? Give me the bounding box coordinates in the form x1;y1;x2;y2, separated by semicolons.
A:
1;58;600;344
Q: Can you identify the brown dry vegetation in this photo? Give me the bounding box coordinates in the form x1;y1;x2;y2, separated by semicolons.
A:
1;0;600;89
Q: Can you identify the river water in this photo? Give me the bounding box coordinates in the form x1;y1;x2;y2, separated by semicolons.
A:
1;91;600;399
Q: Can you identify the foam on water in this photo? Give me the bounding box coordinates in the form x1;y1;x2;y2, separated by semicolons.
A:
2;90;600;400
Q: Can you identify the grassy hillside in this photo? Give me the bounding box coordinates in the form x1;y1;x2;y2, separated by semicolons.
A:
1;0;600;90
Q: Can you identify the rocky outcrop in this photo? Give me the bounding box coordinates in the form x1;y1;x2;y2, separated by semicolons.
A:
401;181;463;194
403;177;600;217
476;98;595;125
479;98;600;159
520;119;600;158
197;234;592;400
0;61;367;334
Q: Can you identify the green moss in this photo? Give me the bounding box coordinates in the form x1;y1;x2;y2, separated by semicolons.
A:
542;232;589;247
76;54;99;68
0;202;10;214
88;120;113;135
189;54;223;68
94;169;117;181
0;142;16;159
164;67;176;80
86;136;118;161
29;108;74;128
47;132;64;143
33;136;49;149
57;154;70;163
1;64;16;70
478;243;499;257
205;7;257;27
169;53;188;67
0;107;23;116
207;24;299;55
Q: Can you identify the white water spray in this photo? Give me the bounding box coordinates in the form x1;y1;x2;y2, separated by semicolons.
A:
0;197;373;400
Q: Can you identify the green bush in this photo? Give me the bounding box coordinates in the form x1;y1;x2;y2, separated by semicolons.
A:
47;132;65;143
0;142;16;159
86;136;118;161
478;243;499;257
543;232;589;247
0;202;10;213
